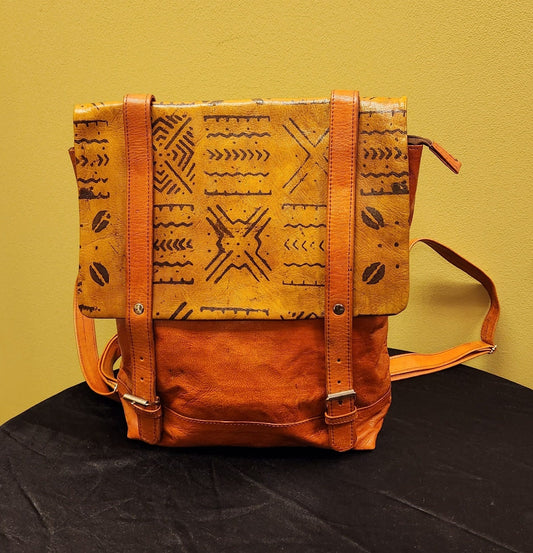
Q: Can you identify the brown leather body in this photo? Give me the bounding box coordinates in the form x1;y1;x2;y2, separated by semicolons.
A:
116;316;391;450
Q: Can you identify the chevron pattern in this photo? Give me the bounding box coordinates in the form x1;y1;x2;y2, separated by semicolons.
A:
152;113;196;194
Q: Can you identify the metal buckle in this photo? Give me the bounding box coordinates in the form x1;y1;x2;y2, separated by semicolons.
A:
122;393;160;407
326;389;356;402
489;344;498;354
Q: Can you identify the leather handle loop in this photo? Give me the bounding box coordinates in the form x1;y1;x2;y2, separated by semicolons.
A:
390;238;500;380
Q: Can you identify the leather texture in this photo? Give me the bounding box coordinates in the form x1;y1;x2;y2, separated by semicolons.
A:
324;91;359;451
74;96;410;320
407;144;423;224
115;316;391;449
121;94;161;444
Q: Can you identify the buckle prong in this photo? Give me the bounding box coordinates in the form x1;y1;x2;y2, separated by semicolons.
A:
326;389;356;402
122;393;160;407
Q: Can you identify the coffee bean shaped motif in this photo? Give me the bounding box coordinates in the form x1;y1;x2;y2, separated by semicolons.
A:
362;262;385;285
89;262;110;287
361;206;385;230
92;210;111;233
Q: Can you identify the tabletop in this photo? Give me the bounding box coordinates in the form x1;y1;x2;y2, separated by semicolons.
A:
1;363;532;553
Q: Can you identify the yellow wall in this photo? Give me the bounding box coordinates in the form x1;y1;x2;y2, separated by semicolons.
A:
1;0;531;424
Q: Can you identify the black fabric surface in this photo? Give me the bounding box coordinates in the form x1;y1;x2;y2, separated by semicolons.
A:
1;363;532;553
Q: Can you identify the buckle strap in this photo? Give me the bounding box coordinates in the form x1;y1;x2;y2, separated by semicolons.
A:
123;94;162;445
324;90;360;452
407;135;462;174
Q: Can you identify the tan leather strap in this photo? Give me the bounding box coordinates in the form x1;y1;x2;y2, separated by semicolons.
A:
390;238;500;380
74;288;118;397
71;146;118;398
324;90;360;451
407;135;462;174
122;94;162;444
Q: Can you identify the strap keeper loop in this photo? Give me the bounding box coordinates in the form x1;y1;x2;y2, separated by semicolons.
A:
325;408;358;426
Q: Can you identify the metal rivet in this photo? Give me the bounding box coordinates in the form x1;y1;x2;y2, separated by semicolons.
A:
133;303;144;315
333;304;345;315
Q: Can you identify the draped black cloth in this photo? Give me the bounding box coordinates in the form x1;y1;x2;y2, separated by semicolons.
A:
1;361;531;553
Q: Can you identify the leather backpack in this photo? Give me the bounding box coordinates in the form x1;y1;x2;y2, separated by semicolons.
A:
71;91;499;451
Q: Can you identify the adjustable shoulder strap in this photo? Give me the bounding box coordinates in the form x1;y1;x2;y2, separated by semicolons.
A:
73;289;119;396
390;238;500;380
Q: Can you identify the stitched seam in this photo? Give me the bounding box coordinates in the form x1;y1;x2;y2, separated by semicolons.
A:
348;91;356;447
143;95;156;444
164;406;324;428
125;96;157;444
327;93;358;450
124;97;137;408
357;386;391;412
327;93;336;449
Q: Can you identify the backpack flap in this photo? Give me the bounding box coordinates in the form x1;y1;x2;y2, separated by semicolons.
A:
74;96;410;320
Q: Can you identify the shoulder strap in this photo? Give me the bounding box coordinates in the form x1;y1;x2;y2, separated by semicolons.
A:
74;291;119;397
389;238;499;380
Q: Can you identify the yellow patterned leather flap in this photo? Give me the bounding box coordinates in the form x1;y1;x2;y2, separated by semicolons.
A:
74;96;410;320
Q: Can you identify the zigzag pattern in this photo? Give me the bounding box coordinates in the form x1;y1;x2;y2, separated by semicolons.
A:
204;171;269;177
206;132;270;139
77;154;109;167
153;261;193;267
153;221;193;228
361;171;409;178
283;223;326;229
154;238;193;252
78;177;108;184
280;311;319;320
283;262;325;268
363;147;403;160
283;239;325;252
207;148;271;161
